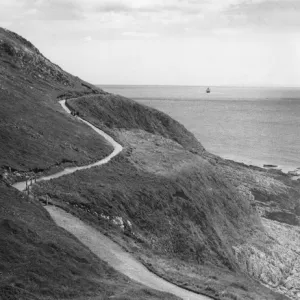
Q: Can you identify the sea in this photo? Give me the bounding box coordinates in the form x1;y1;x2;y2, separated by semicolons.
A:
98;85;300;173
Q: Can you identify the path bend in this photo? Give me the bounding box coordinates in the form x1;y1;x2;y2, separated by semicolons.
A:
12;98;212;300
13;99;123;192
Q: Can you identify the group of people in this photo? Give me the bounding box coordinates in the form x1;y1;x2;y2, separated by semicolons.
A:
71;110;79;117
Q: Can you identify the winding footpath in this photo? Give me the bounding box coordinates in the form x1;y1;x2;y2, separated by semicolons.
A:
13;100;122;191
12;99;211;300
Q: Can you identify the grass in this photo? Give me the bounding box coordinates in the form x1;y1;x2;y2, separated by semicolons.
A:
33;153;289;300
67;93;205;154
0;27;180;300
1;27;298;300
0;182;116;299
0;181;179;300
0;28;112;180
34;92;299;299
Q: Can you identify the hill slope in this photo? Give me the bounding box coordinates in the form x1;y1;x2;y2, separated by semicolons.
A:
0;182;179;300
1;27;300;300
0;27;112;179
66;94;205;154
35;94;298;299
0;27;180;300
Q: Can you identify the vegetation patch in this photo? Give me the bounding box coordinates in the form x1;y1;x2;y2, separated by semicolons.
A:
34;154;288;300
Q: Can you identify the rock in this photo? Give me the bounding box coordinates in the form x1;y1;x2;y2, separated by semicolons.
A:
232;219;300;300
112;216;124;230
263;164;278;168
288;170;300;176
265;211;299;226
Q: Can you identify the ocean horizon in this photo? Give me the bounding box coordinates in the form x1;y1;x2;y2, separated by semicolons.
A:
98;85;300;173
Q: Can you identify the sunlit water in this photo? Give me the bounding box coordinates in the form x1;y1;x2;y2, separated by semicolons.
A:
100;85;300;172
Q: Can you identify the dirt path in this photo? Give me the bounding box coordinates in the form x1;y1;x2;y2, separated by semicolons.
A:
12;99;123;192
12;98;212;300
46;206;211;300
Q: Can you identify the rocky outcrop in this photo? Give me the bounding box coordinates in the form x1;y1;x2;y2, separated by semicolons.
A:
207;159;300;298
288;170;300;177
265;211;299;226
233;218;300;299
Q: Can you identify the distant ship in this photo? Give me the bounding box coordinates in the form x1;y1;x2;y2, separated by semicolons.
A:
206;87;211;93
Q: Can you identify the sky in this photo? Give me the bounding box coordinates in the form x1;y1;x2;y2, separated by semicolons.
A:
1;0;300;86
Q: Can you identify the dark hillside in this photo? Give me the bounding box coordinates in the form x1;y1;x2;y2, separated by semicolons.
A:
33;156;257;267
44;93;297;299
1;27;299;300
0;28;102;93
34;150;287;300
0;182;108;299
0;28;112;179
0;28;180;300
0;182;179;300
67;94;205;154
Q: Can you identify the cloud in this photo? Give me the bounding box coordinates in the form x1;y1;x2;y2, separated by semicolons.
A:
212;27;244;36
122;31;158;38
225;0;300;30
3;0;299;45
228;0;300;13
0;0;84;21
29;0;83;20
95;2;132;13
0;1;24;21
83;35;93;42
0;0;243;31
94;0;208;14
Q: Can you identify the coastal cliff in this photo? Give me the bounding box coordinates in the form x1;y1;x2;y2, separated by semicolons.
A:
1;27;299;300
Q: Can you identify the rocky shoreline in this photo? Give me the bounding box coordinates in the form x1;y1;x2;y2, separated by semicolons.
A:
223;156;300;179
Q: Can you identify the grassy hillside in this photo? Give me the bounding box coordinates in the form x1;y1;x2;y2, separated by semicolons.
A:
0;181;110;299
66;94;205;154
0;182;180;300
34;94;297;300
33;142;290;300
2;27;299;300
0;28;180;300
0;28;112;180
